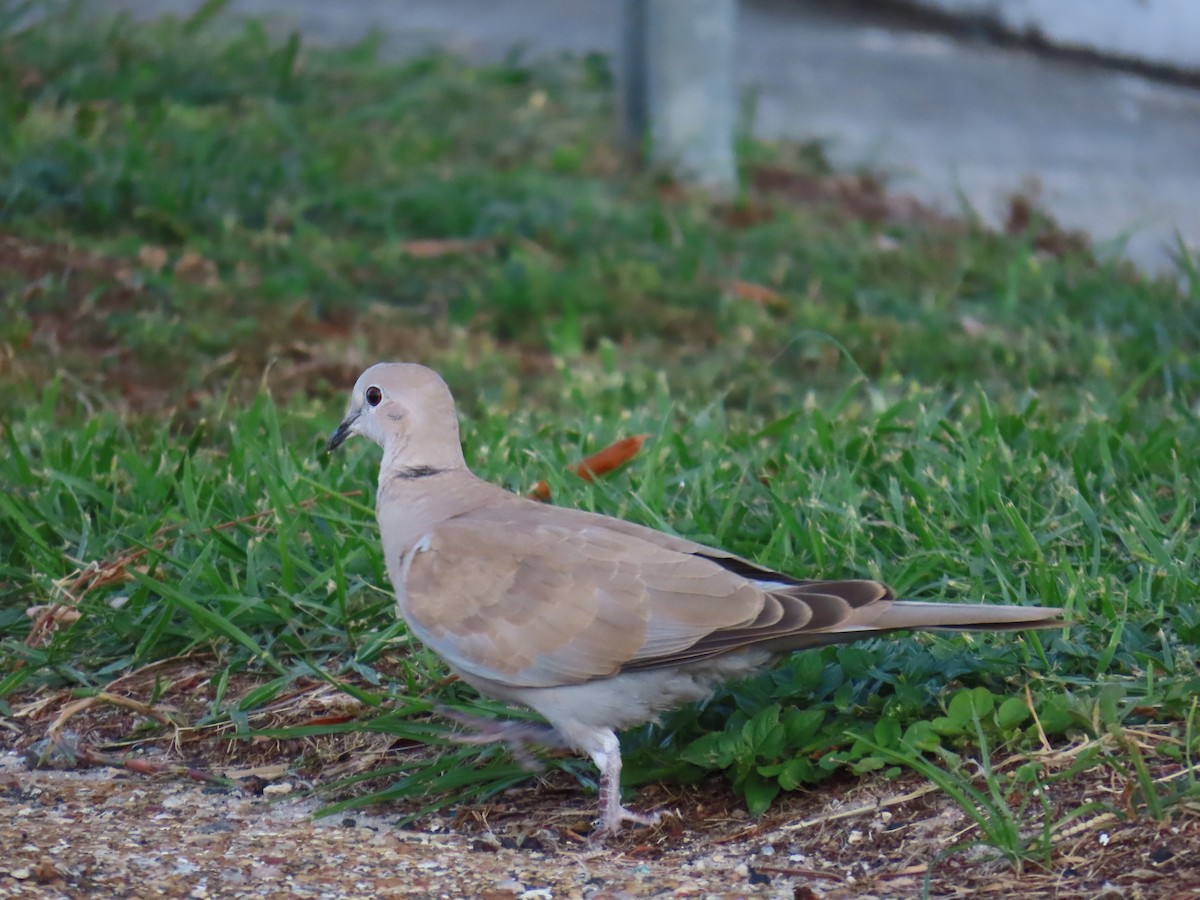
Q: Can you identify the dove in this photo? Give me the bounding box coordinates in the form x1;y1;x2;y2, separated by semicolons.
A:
327;362;1065;835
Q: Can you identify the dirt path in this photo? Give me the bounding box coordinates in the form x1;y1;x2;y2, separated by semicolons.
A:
4;747;1198;898
0;750;889;898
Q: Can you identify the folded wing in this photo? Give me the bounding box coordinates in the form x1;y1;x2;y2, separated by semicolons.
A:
398;502;1061;689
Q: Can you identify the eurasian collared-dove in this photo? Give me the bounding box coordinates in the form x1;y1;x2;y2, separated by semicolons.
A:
327;362;1065;834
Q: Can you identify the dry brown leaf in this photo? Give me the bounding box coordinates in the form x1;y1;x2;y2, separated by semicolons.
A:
726;279;783;307
401;238;492;259
46;691;180;741
137;245;169;273
173;251;220;287
720;201;775;229
295;714;359;728
531;435;649;502
24;605;81;626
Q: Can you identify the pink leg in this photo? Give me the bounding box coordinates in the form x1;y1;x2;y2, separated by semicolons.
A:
590;730;661;836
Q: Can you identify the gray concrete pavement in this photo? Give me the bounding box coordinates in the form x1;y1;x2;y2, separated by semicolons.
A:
112;0;1200;274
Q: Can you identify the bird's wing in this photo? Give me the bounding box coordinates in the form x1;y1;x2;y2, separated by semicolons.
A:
397;502;900;688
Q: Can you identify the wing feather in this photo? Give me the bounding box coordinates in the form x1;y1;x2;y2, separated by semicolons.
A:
400;514;767;687
398;500;908;688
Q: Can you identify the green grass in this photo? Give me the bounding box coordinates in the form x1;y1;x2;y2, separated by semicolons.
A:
3;0;1200;857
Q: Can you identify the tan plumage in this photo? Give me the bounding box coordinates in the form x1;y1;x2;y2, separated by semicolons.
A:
328;362;1065;834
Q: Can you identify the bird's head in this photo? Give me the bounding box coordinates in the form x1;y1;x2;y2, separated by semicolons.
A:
327;362;466;471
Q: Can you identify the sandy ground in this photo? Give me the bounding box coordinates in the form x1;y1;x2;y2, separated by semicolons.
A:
0;749;924;898
3;740;1199;899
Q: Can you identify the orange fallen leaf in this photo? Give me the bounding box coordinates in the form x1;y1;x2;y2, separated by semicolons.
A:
576;435;649;480
726;279;783;307
137;244;169;273
173;250;220;287
401;238;492;259
123;758;164;776
720;201;775;229
297;714;359;727
531;435;649;502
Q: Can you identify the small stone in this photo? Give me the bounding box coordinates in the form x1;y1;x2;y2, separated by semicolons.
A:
33;859;63;883
262;783;293;797
747;867;771;886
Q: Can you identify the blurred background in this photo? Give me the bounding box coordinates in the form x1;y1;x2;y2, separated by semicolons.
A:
111;0;1200;273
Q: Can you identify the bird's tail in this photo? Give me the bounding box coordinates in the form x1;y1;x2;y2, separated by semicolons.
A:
871;600;1066;632
748;581;1067;654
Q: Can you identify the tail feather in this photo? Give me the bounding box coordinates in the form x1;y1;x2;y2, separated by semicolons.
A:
755;589;1066;654
624;568;1066;670
872;600;1066;632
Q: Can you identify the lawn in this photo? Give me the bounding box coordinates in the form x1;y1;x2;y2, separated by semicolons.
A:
2;0;1199;892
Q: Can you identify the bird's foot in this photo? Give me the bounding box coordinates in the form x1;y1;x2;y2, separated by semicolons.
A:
594;743;669;837
595;804;666;838
438;707;565;772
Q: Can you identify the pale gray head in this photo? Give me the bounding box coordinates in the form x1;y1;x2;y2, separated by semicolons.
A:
326;363;466;470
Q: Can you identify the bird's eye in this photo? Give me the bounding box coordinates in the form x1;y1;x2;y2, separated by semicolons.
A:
365;386;383;407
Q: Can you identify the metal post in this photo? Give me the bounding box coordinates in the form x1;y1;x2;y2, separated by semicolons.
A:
622;0;738;196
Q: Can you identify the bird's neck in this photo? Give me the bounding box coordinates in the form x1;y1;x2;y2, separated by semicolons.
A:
378;440;467;483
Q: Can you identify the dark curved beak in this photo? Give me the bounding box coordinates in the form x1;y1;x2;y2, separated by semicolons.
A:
326;414;357;453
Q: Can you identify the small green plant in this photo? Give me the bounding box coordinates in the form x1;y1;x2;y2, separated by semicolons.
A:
863;689;1062;871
